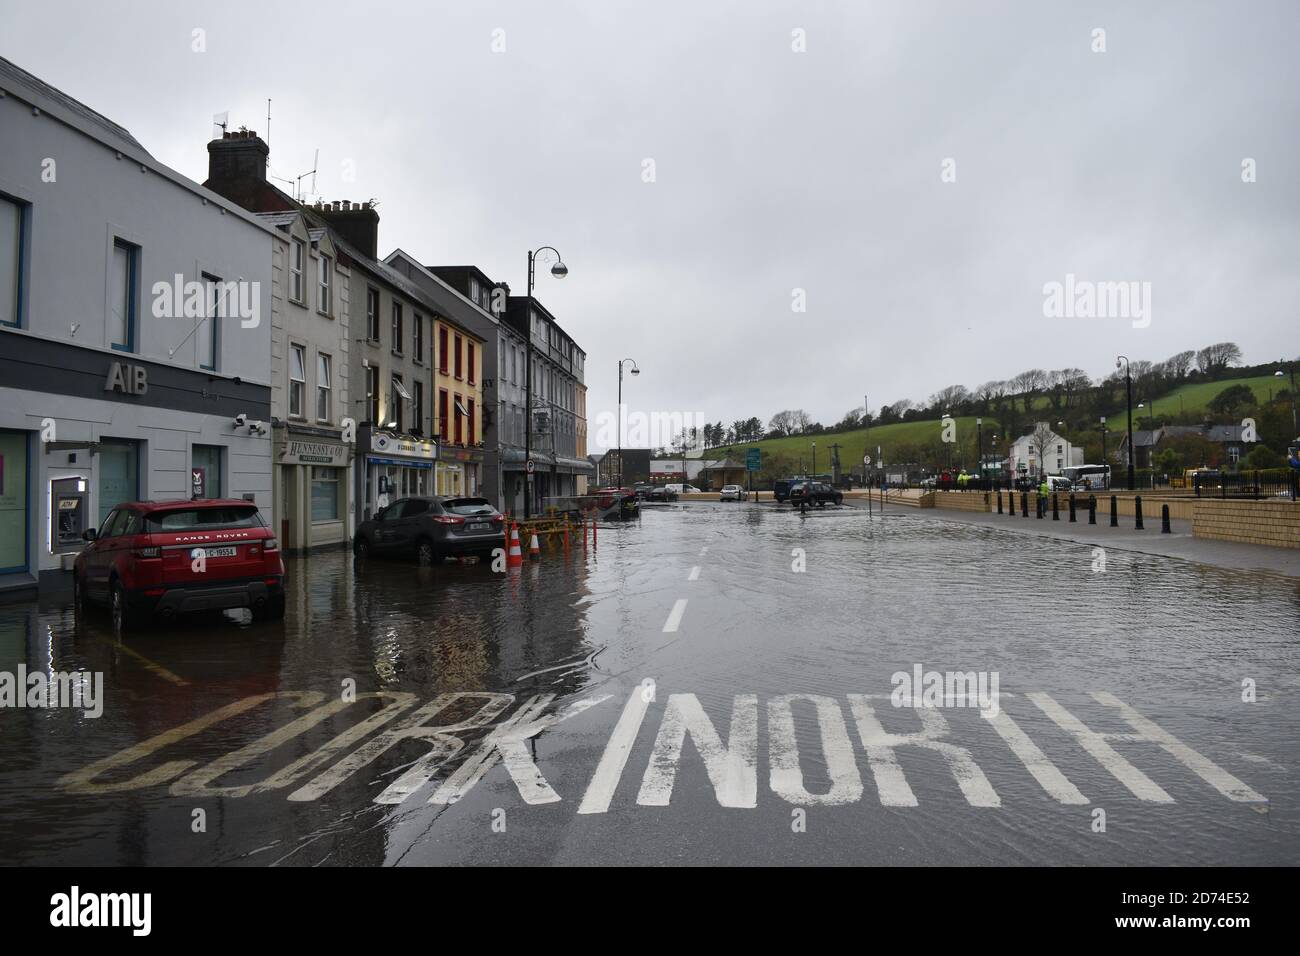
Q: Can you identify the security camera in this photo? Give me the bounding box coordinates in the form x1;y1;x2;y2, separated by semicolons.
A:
234;413;247;427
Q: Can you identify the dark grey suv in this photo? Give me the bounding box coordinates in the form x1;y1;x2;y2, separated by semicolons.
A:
354;496;505;564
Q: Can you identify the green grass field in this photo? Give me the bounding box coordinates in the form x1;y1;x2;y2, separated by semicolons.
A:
705;375;1288;473
1023;374;1284;416
710;416;997;473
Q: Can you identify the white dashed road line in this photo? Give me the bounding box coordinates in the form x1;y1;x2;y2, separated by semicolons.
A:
688;566;701;581
663;599;688;633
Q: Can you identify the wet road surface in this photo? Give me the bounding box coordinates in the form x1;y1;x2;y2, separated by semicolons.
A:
2;500;1298;865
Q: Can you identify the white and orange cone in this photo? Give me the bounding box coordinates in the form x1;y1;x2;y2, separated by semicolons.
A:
507;524;524;568
528;532;541;561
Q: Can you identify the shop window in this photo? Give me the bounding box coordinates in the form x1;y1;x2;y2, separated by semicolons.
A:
311;467;340;522
0;429;30;573
192;445;223;499
97;439;139;528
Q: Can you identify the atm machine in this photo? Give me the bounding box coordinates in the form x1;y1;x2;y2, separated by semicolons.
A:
50;476;88;566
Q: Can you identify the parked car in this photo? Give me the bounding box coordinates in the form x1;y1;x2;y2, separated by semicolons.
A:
354;496;505;564
642;485;677;502
719;484;748;501
632;482;655;499
789;481;844;508
773;477;809;502
73;498;285;632
664;483;702;495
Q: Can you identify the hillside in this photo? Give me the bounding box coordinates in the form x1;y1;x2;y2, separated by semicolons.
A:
709;416;999;473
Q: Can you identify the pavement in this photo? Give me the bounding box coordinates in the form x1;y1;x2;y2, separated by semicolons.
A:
1;500;1297;866
844;499;1300;579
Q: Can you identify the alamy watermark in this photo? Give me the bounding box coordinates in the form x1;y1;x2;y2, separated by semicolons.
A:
0;665;103;718
1043;273;1151;329
151;274;261;329
890;664;1000;717
592;407;707;450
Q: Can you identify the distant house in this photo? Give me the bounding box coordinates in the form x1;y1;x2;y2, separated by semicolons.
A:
1118;423;1247;469
1007;424;1082;477
699;458;749;489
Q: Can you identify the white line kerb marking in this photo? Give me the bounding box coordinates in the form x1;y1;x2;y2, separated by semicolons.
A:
663;599;688;633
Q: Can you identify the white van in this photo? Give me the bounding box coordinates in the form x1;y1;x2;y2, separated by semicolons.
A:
664;483;701;495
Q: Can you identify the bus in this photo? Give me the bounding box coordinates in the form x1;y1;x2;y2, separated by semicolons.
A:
1061;464;1110;490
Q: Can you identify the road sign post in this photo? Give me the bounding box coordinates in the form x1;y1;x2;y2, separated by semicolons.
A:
746;448;761;499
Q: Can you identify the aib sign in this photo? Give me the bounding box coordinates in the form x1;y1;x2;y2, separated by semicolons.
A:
105;361;148;396
191;467;206;498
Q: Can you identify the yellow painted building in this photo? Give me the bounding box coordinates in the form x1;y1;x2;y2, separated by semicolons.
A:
576;383;589;494
432;315;486;496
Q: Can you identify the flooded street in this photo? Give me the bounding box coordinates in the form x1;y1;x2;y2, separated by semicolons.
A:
2;502;1298;866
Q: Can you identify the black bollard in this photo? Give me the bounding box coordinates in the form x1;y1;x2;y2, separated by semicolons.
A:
1036;496;1043;519
1088;495;1096;525
1161;503;1170;534
1021;491;1028;517
997;491;1003;514
1109;495;1118;527
1068;494;1077;523
1052;493;1060;521
1134;495;1144;530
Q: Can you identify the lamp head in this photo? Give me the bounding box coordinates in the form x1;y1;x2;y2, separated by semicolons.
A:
550;261;568;279
630;366;640;376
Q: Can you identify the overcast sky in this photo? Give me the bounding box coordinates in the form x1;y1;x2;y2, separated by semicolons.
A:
4;1;1297;446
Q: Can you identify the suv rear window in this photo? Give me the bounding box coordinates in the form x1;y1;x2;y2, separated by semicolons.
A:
442;497;496;516
145;506;265;532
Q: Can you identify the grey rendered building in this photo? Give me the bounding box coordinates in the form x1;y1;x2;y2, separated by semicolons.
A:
0;57;275;600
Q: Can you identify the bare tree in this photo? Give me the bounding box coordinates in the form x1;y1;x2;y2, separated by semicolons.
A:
1030;421;1062;479
929;384;970;412
1196;342;1242;376
1010;369;1048;412
1164;350;1195;381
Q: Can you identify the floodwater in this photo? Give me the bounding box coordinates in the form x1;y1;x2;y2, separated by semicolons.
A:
1;501;1298;865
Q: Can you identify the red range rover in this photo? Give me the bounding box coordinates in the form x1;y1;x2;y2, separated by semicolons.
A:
73;499;286;631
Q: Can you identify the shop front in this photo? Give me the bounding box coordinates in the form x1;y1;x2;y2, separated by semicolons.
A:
0;338;273;600
274;426;353;553
355;425;438;523
435;445;485;498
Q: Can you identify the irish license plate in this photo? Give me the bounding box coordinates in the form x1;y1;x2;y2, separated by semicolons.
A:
200;546;238;558
467;522;489;532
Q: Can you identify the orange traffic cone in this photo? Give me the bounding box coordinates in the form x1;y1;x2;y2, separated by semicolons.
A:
528;532;541;561
507;524;524;568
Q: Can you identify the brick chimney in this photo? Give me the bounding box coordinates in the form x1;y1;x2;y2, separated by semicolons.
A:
207;129;269;185
314;200;380;259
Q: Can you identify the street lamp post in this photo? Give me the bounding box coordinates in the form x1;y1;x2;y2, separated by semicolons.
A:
1100;416;1108;489
524;246;568;519
616;358;640;486
976;417;983;488
1117;356;1135;490
812;441;817;478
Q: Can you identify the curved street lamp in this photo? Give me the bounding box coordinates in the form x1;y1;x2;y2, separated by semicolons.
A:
617;358;640;486
523;246;567;518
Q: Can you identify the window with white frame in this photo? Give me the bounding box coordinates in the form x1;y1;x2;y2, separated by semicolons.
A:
317;253;332;314
290;238;305;303
316;353;332;422
289;344;306;418
391;302;404;355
